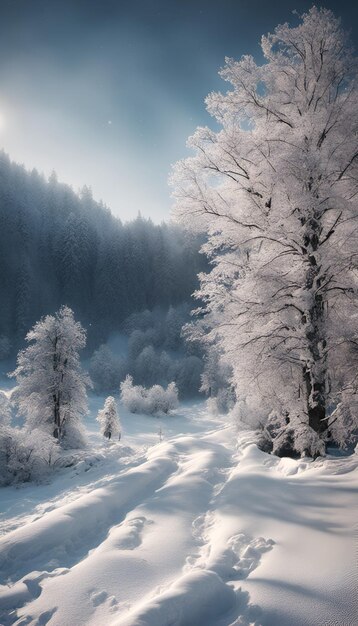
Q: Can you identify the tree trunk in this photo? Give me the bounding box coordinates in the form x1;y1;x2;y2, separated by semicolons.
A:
52;334;61;440
53;392;61;439
302;211;327;435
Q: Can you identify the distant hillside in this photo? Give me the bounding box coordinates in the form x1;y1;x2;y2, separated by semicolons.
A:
0;151;205;353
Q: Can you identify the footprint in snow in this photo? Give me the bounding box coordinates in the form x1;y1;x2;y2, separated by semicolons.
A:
89;590;126;614
206;534;275;581
224;534;275;580
90;590;108;606
109;515;152;550
187;513;274;582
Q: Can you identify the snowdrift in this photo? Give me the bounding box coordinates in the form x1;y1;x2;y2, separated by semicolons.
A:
0;403;357;626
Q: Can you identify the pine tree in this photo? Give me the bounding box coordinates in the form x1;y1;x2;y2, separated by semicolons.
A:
96;396;121;440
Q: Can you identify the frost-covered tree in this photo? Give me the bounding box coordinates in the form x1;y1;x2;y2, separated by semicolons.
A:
0;389;59;485
11;306;90;447
97;396;121;440
172;8;358;456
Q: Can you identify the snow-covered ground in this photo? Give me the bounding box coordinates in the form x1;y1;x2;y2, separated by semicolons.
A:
0;394;357;626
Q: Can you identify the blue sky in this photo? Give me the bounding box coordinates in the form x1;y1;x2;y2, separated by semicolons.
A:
0;0;357;221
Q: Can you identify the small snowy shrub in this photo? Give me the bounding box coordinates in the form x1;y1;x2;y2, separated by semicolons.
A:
147;382;179;414
265;412;326;458
120;376;145;413
0;427;59;485
292;422;326;458
120;375;178;415
97;396;121;440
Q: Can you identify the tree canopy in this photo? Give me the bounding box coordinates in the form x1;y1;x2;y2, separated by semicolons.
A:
172;7;358;456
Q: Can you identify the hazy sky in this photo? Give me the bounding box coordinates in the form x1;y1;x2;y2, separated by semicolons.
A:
0;0;357;222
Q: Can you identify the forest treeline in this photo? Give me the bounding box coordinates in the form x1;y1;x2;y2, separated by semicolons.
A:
0;151;206;354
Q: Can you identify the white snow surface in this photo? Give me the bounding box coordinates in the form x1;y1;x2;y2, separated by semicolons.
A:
0;394;357;626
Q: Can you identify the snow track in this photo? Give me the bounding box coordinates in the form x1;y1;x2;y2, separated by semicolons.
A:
0;405;357;626
0;452;178;581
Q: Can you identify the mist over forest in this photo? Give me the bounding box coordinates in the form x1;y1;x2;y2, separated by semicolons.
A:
0;150;206;359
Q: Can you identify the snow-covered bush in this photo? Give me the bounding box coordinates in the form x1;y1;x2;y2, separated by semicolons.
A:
147;383;179;414
120;375;142;413
254;411;326;459
0;427;59;485
271;417;326;459
97;396;121;440
120;376;178;415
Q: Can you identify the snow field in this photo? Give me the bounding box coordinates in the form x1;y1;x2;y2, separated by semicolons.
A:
0;400;357;626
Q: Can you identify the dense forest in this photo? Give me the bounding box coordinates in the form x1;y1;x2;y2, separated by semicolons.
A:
0;151;205;355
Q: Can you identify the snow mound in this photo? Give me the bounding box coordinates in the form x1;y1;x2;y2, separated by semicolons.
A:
115;569;236;626
0;453;177;582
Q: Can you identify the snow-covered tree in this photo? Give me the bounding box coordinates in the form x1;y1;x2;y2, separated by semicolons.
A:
172;8;358;456
97;396;121;440
11;306;90;447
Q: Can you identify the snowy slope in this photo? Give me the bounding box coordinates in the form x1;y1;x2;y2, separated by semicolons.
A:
0;397;357;626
